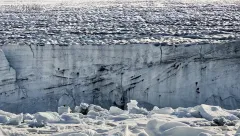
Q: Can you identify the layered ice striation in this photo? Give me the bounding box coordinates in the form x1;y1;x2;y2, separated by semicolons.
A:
0;1;240;113
1;40;240;113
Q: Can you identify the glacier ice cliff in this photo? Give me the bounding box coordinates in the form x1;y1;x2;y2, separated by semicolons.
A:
0;40;240;113
0;1;240;113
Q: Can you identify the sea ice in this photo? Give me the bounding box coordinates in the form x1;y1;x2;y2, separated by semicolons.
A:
151;106;174;115
34;112;61;124
109;106;125;115
161;126;216;136
0;115;9;124
198;104;239;121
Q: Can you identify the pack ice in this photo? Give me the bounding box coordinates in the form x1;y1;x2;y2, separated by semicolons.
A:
0;100;239;135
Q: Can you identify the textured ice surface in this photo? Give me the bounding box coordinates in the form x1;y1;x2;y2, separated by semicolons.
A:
0;0;240;113
151;106;174;115
198;104;239;121
0;101;239;135
161;126;216;136
34;112;61;123
109;106;125;115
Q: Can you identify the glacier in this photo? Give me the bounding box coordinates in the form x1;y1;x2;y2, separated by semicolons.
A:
0;0;239;113
1;40;240;113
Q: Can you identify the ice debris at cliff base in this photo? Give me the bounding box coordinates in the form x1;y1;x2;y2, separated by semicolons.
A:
0;101;240;136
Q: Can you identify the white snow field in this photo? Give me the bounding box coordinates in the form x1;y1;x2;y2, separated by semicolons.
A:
0;100;240;136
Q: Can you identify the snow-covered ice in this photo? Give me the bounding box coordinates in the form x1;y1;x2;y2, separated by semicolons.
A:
198;104;239;121
0;100;239;135
0;0;240;113
34;112;61;124
151;107;174;115
0;0;239;135
109;106;125;115
0;115;9;124
58;106;71;115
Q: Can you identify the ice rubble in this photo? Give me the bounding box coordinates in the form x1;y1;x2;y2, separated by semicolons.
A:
109;106;125;115
0;115;9;124
60;113;83;124
0;100;240;135
150;106;174;115
7;113;23;125
34;112;61;124
161;127;216;136
58;106;71;115
198;104;239;121
236;126;240;135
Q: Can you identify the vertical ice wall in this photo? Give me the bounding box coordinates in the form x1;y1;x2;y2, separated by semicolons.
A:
0;40;240;113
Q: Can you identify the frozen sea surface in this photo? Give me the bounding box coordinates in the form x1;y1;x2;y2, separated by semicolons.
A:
0;101;240;136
